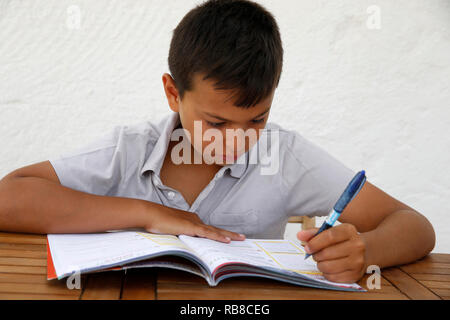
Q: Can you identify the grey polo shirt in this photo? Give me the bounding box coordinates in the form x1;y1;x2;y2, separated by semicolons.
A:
49;112;355;239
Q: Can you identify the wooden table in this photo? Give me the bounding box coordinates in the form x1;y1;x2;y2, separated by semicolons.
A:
0;232;449;300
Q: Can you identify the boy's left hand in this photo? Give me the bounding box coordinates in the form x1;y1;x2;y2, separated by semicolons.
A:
297;223;367;283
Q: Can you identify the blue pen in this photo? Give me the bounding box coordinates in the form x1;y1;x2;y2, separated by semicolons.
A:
304;170;367;260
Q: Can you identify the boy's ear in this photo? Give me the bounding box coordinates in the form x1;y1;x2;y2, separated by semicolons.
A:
162;73;180;113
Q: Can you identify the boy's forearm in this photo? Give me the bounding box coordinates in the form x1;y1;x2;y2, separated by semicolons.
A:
0;176;149;234
361;209;436;269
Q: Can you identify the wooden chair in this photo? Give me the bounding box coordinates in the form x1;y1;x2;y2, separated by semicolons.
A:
288;216;316;230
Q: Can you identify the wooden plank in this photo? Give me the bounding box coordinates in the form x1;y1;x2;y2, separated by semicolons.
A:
0;233;46;244
431;288;450;298
121;269;156;300
0;257;47;267
398;254;450;273
420;280;450;289
288;217;303;223
382;267;441;300
0;231;446;300
0;232;46;239
416;279;450;300
80;271;124;300
287;217;316;230
402;262;450;269
400;264;450;275
410;274;450;282
0;273;50;284
0;265;46;275
157;283;408;300
156;269;408;300
0;292;79;300
399;254;450;275
423;254;450;264
0;273;88;288
301;217;316;230
0;282;81;296
0;249;47;259
0;243;46;251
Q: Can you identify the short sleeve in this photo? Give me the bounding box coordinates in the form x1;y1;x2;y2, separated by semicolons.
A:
49;126;126;196
281;130;356;218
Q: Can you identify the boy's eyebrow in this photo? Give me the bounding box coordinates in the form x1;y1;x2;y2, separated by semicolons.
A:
204;107;271;122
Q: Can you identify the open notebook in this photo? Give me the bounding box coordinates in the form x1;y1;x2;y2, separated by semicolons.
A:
47;231;365;292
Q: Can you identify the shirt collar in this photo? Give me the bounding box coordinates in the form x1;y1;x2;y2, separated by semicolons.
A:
140;112;249;179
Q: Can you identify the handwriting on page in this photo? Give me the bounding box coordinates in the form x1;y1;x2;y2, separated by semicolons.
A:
179;236;279;273
252;240;362;289
252;240;321;275
136;232;190;249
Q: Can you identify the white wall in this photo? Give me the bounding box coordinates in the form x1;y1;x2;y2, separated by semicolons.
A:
0;0;449;253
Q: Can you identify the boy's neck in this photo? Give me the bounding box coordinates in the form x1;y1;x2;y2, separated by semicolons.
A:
166;139;223;171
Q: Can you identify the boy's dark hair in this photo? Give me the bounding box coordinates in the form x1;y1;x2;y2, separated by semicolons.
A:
168;0;283;108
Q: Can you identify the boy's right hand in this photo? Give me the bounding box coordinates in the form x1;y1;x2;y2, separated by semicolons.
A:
143;202;246;243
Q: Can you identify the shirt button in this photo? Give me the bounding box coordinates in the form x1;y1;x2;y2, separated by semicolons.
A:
167;191;176;199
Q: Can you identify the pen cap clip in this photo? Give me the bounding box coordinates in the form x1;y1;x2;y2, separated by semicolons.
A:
349;176;366;203
334;171;366;213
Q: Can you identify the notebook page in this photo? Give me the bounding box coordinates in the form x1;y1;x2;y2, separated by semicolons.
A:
249;239;320;274
179;236;362;290
48;231;195;279
178;236;318;274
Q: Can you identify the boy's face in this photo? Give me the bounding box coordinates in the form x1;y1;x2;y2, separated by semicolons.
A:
163;73;275;166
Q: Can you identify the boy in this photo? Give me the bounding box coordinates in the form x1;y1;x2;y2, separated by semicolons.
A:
0;0;435;284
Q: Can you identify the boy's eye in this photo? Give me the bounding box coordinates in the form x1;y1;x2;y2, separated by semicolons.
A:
206;118;265;127
252;118;265;124
206;121;225;128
